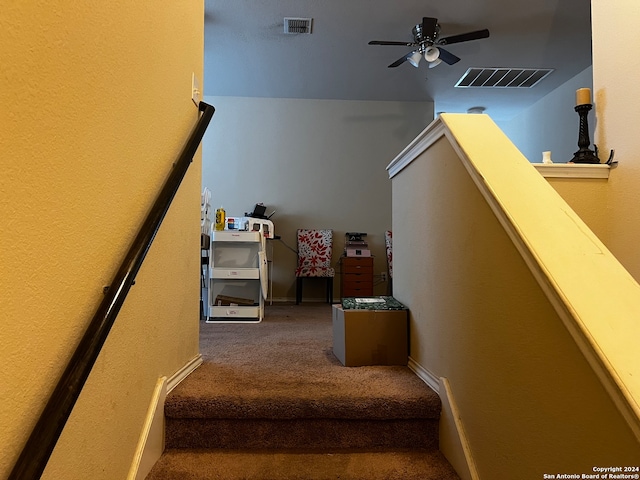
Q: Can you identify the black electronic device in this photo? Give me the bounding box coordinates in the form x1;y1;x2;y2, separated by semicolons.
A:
346;232;367;242
246;203;267;219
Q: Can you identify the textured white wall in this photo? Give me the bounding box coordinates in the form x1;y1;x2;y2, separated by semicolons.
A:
0;3;203;479
202;96;433;300
590;0;640;281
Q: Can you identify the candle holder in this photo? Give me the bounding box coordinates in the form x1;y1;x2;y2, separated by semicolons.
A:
570;103;600;164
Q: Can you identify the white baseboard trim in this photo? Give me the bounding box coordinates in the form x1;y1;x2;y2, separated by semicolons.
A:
406;360;478;479
438;377;480;480
407;356;440;393
128;376;167;480
167;353;203;393
127;354;203;480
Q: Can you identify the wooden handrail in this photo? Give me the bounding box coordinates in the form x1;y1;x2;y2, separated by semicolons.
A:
9;101;215;480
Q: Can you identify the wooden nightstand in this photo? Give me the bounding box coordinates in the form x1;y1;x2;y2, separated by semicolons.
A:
340;256;374;298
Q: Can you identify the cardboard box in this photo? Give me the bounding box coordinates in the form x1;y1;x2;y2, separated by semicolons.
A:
214;294;255;306
332;304;408;367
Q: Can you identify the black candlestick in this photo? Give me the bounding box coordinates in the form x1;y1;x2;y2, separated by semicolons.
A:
570;103;600;164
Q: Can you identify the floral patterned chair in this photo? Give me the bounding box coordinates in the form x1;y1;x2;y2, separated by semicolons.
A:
295;229;335;304
385;230;393;295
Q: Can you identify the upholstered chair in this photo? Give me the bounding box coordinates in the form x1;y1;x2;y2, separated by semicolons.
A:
295;229;335;304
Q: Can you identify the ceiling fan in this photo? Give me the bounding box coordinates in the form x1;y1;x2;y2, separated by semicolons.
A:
368;17;490;69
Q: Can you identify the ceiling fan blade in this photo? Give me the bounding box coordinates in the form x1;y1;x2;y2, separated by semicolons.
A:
388;51;413;68
439;29;490;45
369;40;415;46
436;47;461;65
421;17;438;40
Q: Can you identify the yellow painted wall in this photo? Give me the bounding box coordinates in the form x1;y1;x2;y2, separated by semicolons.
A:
391;115;640;478
0;2;204;479
544;178;613;248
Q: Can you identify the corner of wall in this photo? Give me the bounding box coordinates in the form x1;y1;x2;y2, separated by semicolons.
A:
438;377;480;480
127;354;203;480
128;377;167;480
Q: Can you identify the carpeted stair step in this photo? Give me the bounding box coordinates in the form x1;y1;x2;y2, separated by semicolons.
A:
162;360;443;451
146;305;460;479
147;448;460;480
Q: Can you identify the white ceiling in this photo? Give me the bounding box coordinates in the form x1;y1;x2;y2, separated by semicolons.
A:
204;0;592;121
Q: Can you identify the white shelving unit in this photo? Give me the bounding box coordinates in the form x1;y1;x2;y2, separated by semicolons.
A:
206;230;266;323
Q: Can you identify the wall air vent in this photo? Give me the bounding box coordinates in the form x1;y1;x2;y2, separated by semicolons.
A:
284;17;313;34
455;68;554;88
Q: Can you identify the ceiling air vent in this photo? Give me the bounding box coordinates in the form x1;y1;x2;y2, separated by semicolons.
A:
455;68;554;88
284;17;313;34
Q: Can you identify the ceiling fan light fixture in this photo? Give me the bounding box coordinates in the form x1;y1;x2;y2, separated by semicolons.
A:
408;51;422;68
424;46;440;62
428;58;442;69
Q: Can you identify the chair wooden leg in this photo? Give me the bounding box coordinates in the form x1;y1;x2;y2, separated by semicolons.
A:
327;277;333;304
296;277;302;304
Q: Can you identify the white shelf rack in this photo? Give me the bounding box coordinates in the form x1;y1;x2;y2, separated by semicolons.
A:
206;230;266;323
